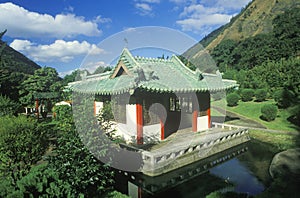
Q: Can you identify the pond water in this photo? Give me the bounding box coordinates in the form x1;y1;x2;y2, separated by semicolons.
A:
115;140;276;198
210;158;265;195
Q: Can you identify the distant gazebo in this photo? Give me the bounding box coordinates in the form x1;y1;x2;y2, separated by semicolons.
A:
33;92;60;119
69;48;237;144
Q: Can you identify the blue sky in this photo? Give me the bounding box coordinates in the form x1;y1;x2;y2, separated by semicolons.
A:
0;0;251;76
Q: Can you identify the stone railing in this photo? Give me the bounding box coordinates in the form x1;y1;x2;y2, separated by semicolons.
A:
212;122;245;130
140;127;250;176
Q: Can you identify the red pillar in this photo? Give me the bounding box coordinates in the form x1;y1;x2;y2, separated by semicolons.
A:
94;100;96;116
35;98;39;119
138;186;142;198
192;109;198;132
160;116;165;140
207;108;211;128
136;103;143;145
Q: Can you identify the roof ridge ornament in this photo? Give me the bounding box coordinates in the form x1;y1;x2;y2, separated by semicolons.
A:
195;68;204;81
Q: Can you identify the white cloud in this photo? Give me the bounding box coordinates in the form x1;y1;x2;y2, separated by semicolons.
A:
10;39;105;63
177;13;233;31
134;0;161;16
135;3;152;13
200;0;252;11
93;15;112;24
175;1;245;33
0;2;105;38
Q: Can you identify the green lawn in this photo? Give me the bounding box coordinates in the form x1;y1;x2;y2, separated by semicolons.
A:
212;99;299;132
249;129;297;151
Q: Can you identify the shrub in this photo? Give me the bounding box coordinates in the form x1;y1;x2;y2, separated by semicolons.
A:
273;89;294;108
289;104;300;126
53;105;72;121
226;93;240;106
255;89;268;102
261;104;278;121
0;95;21;116
240;89;254;102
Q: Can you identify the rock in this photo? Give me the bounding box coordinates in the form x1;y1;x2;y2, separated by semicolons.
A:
269;148;300;179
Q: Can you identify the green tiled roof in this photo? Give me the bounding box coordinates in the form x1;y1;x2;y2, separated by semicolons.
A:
69;48;238;95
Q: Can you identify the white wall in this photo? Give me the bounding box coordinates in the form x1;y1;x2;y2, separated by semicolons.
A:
197;116;209;131
94;101;103;115
114;104;137;143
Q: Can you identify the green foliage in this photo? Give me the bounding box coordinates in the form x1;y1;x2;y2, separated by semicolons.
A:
0;116;48;184
273;89;294;108
53;105;72;121
93;66;112;75
0;95;21;116
261;104;278;121
211;8;300;71
106;191;130;198
240;89;254;102
0;38;40;100
255;89;268;102
19;67;62;105
206;191;224;198
226;93;240;107
288;104;300;126
48;99;115;197
62;69;82;84
178;55;197;71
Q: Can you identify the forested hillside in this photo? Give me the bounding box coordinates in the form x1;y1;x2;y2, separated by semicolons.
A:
202;0;300;50
0;30;41;100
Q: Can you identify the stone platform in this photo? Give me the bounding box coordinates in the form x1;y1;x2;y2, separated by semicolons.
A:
138;124;250;176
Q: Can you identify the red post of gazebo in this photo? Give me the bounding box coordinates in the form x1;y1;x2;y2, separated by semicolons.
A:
207;108;211;128
192;109;198;132
35;98;39;119
160;116;165;140
136;103;143;145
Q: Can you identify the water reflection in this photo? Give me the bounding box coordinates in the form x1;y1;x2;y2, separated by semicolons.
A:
210;158;265;195
114;140;277;197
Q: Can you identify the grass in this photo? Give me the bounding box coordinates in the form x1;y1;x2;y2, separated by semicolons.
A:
249;129;298;151
212;99;299;132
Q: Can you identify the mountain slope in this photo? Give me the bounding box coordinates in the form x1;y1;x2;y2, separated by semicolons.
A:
183;0;300;72
0;33;41;100
0;40;40;74
204;0;300;51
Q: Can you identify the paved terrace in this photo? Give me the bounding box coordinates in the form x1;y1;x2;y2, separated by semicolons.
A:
135;123;250;176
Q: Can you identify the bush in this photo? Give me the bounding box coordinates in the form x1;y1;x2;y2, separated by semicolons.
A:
226;93;240;106
261;104;278;121
273;89;294;108
0;95;21;116
289;104;300;126
53;105;72;121
240;89;254;102
255;89;268;102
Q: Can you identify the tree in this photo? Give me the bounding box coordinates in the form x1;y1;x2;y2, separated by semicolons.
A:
47;102;115;197
19;67;61;105
0;116;48;185
240;89;254;102
255;89;267;102
0;95;21;116
261;104;278;121
226;93;240;107
211;39;237;71
93;66;112;75
273;89;294;108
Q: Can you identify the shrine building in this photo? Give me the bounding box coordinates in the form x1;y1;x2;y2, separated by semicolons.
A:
69;48;238;145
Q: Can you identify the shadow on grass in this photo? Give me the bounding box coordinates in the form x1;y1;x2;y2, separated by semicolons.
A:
211;116;240;123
